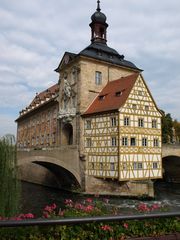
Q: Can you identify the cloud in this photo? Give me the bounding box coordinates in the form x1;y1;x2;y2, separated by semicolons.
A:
0;0;180;136
0;114;17;137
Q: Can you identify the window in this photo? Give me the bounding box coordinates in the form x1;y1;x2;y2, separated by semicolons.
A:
122;137;128;146
32;137;34;146
98;95;105;101
152;119;157;128
41;135;44;144
97;51;102;56
100;162;103;170
91;162;95;170
115;91;122;97
145;105;149;111
86;138;92;147
123;163;127;170
111;137;117;146
95;71;102;85
111;117;116;127
110;163;115;171
138;118;144;127
71;69;77;83
46;134;50;145
138;91;142;96
142;137;148;147
124;117;130;126
133;162;143;170
153;162;158;169
130;137;136;146
132;104;137;110
153;138;159;147
86;120;91;130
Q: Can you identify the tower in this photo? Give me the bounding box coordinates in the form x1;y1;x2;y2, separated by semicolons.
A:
90;0;108;44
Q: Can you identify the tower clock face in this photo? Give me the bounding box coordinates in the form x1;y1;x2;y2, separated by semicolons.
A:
64;55;69;64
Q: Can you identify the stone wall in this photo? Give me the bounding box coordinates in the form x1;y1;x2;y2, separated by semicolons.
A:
162;144;180;157
85;175;154;197
17;146;83;187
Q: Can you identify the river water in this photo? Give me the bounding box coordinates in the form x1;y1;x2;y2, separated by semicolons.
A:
21;181;180;217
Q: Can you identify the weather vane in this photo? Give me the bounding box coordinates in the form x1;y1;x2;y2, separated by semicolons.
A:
97;0;101;12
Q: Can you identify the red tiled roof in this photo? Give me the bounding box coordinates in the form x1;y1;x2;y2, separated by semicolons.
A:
16;83;59;121
83;73;139;116
30;83;59;106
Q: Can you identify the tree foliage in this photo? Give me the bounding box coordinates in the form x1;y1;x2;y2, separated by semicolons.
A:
0;139;20;217
173;119;180;142
161;110;173;143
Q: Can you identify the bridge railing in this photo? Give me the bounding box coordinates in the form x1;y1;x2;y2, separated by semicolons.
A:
0;212;179;228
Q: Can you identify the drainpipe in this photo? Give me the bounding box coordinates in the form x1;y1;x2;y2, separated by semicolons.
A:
118;111;120;181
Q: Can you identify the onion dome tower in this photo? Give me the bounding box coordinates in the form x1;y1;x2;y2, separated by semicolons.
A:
90;0;108;44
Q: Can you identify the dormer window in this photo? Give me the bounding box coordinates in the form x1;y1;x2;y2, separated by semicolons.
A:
115;91;122;97
97;51;102;56
98;95;105;101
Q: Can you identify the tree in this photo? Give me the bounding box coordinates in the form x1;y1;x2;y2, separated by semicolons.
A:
0;139;20;217
161;111;173;143
173;119;180;143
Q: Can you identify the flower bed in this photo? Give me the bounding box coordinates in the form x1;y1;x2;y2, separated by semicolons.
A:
0;198;179;240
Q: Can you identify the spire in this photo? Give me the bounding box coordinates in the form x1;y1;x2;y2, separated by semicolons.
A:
97;0;101;12
90;1;108;44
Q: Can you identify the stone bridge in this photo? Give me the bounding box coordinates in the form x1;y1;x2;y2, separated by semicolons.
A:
17;145;84;189
162;144;180;183
162;144;180;157
17;144;180;189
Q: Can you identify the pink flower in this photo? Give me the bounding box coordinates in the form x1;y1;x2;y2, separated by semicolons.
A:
123;223;129;229
75;203;84;210
86;198;93;203
44;205;53;213
24;213;34;219
151;203;160;211
51;203;57;210
43;212;49;218
14;217;22;221
101;225;112;231
84;205;94;212
137;203;150;212
64;199;73;207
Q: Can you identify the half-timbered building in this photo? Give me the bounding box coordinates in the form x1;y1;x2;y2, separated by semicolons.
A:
16;1;162;196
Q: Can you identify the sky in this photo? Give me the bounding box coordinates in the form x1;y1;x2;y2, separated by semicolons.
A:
0;0;180;137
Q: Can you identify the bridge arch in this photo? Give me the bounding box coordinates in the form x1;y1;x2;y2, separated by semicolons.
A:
162;155;180;183
18;155;81;189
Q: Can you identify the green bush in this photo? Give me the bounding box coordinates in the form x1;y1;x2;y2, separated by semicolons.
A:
0;199;179;239
0;139;20;217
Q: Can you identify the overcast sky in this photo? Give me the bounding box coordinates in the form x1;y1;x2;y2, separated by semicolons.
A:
0;0;180;137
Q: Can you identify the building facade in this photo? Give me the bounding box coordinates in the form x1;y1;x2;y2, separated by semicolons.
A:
16;84;59;149
16;1;162;196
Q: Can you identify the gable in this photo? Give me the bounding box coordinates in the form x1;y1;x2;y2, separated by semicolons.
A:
83;73;139;116
55;52;77;72
121;75;162;117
